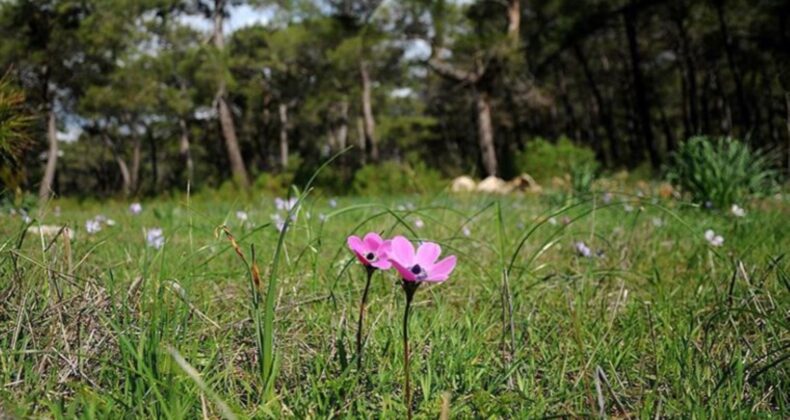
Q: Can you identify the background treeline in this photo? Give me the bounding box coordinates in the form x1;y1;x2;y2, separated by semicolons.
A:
1;0;788;200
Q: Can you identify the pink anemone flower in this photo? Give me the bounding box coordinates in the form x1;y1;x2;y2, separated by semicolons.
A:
389;236;456;282
347;232;392;270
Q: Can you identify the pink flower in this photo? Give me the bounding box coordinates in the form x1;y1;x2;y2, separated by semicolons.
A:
388;236;456;282
347;232;392;270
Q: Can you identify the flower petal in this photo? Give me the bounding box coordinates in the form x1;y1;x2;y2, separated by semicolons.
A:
347;235;369;265
347;235;365;254
391;258;416;281
425;255;456;282
415;242;441;267
389;236;415;267
363;232;384;250
371;258;392;270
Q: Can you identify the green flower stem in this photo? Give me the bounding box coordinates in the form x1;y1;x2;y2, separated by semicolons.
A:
356;265;375;371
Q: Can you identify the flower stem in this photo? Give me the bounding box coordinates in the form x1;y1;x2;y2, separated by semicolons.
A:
401;280;419;420
356;266;375;371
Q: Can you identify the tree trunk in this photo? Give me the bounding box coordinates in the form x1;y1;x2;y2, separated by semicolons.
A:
475;89;498;176
357;117;367;165
624;2;660;168
179;117;194;186
213;0;249;188
259;92;271;169
337;100;349;152
327;129;337;156
785;93;790;175
660;106;676;154
360;60;379;162
507;0;520;41
678;20;698;136
130;133;142;193
148;129;158;191
38;107;58;204
573;43;616;165
103;133;131;196
701;73;711;133
116;157;131;196
714;0;749;129
279;103;288;169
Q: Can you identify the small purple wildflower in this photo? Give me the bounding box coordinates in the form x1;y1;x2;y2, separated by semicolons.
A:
574;241;593;258
704;229;723;247
129;203;143;215
145;228;165;249
85;219;101;234
275;197;297;212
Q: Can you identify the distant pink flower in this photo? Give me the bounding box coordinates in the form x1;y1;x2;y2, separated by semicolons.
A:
347;232;392;270
388;236;456;282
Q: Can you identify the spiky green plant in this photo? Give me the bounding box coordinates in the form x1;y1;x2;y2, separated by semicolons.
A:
666;136;777;208
0;72;33;192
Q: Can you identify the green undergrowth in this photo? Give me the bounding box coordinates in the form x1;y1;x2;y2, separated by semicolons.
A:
0;191;788;418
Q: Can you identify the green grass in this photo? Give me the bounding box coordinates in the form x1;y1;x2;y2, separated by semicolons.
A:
1;190;788;418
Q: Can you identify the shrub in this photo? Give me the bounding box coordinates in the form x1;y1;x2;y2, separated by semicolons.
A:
352;161;445;196
253;154;303;196
0;74;33;195
570;163;597;195
253;172;293;197
516;136;598;181
309;164;353;194
666;136;776;208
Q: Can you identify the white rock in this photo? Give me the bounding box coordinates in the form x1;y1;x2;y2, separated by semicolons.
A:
451;176;476;192
476;176;510;194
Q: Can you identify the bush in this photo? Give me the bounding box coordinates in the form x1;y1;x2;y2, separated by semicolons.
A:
0;74;33;195
253;154;303;196
570;163;597;195
309;164;353;194
516;136;598;181
253;172;294;197
666;136;776;208
352;161;445;196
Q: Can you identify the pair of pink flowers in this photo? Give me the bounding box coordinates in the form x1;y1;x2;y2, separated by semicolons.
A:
347;233;456;282
347;232;456;418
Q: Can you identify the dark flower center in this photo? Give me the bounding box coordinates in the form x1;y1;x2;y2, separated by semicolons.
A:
365;252;375;261
411;264;422;274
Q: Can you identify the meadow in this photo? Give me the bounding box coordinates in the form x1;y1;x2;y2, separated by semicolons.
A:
1;188;788;418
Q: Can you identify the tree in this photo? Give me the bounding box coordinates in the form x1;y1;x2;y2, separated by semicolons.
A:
424;0;523;177
209;0;250;187
0;0;94;204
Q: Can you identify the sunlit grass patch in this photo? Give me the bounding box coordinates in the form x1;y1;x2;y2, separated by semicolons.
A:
0;192;788;417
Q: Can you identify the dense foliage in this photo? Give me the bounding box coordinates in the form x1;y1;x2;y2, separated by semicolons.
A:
515;137;598;181
0;0;788;199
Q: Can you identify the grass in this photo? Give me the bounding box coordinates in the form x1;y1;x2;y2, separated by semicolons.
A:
0;189;788;418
